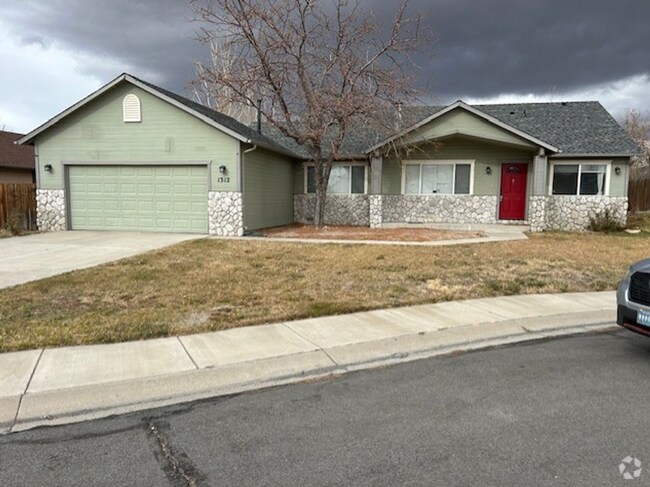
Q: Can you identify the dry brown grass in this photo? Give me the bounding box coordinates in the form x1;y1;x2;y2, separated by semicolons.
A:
259;224;485;241
0;231;648;352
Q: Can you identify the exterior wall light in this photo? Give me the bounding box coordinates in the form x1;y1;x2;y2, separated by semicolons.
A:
615;167;621;175
44;164;53;172
219;165;227;174
485;166;492;175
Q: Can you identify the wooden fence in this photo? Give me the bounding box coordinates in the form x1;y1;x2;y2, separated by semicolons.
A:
0;183;37;231
629;177;650;213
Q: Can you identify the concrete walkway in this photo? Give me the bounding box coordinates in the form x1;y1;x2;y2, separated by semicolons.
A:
0;291;616;434
0;231;204;289
235;223;529;246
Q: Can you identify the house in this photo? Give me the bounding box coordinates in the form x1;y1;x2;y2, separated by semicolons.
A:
18;73;639;234
0;130;35;183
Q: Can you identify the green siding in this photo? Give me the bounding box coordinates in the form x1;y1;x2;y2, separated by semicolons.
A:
408;109;536;148
610;158;629;197
68;165;208;233
383;137;535;195
382;158;402;194
35;82;240;191
243;148;294;230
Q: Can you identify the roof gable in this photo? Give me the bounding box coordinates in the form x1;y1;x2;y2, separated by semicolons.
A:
18;73;298;157
366;101;559;154
405;107;538;149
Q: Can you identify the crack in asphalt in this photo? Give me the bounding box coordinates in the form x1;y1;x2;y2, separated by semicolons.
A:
148;420;199;487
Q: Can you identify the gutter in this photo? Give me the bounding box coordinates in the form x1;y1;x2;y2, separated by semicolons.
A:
550;153;639;158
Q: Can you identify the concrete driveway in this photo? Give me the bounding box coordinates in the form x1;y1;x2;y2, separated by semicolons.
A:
0;231;205;289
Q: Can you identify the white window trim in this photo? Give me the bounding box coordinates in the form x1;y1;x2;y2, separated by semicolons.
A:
123;94;141;123
401;160;475;195
304;162;368;194
549;160;611;196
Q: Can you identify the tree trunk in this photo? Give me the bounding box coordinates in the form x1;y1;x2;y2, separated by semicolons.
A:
314;185;326;227
312;157;331;228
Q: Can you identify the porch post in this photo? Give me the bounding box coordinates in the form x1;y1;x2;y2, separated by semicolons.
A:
370;156;383;194
532;148;547;196
530;148;548;232
369;156;383;228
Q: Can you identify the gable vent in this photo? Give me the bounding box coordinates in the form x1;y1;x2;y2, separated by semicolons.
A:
123;94;141;122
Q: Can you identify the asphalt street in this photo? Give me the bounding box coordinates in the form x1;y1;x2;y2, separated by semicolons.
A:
1;328;649;486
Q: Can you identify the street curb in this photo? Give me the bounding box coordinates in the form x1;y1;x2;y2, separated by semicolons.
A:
5;311;617;434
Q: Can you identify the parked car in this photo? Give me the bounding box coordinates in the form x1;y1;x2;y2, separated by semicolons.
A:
617;258;650;336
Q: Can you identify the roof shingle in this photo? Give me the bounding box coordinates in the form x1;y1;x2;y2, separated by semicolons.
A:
476;101;639;155
258;101;638;158
0;131;35;170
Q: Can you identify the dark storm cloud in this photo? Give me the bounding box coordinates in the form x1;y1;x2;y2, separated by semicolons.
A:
2;0;650;102
2;0;204;93
385;0;650;101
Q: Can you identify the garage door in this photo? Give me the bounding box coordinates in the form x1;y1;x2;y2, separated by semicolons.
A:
68;165;208;233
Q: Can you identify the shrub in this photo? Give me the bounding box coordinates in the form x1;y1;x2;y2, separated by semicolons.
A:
4;209;25;236
588;210;624;233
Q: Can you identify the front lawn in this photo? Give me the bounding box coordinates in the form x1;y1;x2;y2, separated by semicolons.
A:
0;232;647;352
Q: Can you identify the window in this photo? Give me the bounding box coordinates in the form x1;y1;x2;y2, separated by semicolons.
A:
403;161;472;195
306;164;366;194
123;94;141;122
551;163;608;195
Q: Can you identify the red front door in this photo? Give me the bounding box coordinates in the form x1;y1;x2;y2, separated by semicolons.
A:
499;163;528;220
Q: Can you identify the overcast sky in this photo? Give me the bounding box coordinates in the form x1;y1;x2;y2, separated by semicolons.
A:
1;0;649;134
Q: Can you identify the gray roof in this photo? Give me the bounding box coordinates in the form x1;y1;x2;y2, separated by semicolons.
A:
258;121;390;159
258;101;638;159
475;101;639;156
18;72;637;160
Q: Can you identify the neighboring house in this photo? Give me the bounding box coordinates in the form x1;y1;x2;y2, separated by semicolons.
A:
0;130;35;183
19;73;639;235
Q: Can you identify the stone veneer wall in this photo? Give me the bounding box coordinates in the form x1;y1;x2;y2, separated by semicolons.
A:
369;195;383;229
380;195;499;224
528;196;547;232
294;194;370;226
209;191;244;236
36;189;67;231
544;195;628;231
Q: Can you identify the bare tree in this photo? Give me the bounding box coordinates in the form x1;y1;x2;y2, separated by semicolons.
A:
624;109;650;179
189;0;428;226
189;39;257;125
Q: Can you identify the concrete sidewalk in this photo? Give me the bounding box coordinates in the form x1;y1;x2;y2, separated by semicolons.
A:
0;292;616;434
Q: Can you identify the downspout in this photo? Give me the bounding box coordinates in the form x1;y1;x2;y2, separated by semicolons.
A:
32;143;40;231
33;143;40;187
240;143;258;235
